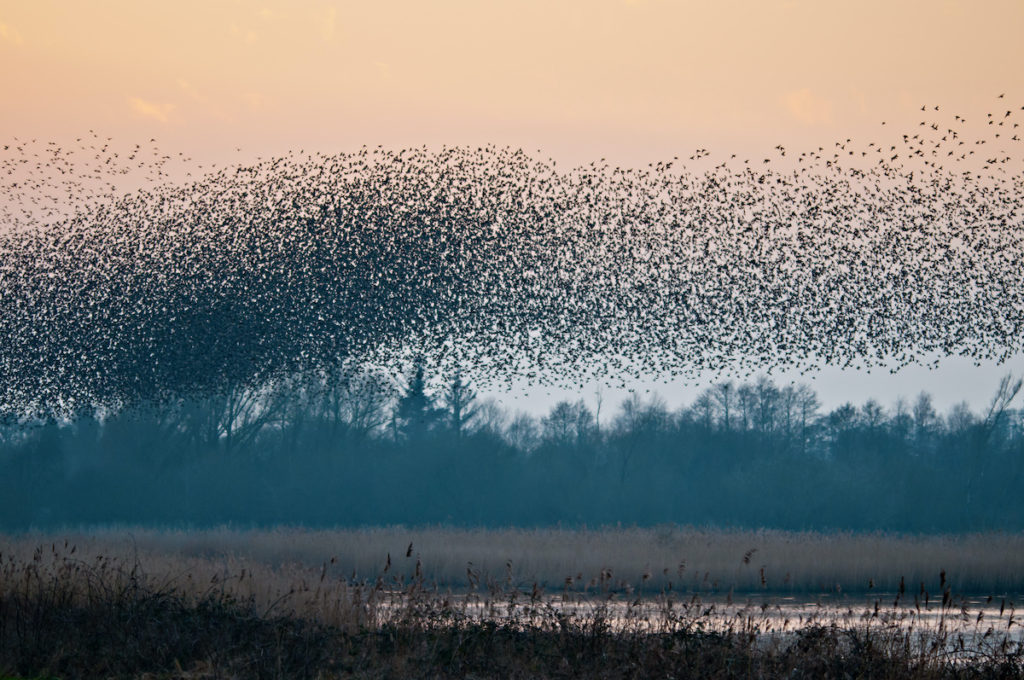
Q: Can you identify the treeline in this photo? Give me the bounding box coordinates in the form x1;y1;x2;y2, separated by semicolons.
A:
1;367;1022;531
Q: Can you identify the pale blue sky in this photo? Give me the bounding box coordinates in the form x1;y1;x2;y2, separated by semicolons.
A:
485;353;1024;418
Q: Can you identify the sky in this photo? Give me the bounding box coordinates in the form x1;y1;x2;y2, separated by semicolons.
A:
2;0;1023;416
3;1;1023;167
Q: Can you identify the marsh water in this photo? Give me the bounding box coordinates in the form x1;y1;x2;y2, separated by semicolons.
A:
373;588;1024;652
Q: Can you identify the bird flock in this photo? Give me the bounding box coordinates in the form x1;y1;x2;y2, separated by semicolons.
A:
1;98;1023;421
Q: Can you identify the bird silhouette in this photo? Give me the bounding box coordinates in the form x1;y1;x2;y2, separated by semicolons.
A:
0;94;1022;422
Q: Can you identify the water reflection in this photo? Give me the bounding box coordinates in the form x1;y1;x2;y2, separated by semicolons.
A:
375;588;1023;657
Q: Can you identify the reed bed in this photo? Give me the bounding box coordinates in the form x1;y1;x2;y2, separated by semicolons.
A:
3;525;1022;595
1;537;1022;679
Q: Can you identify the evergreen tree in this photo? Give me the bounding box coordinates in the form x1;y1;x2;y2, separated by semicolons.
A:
394;358;443;441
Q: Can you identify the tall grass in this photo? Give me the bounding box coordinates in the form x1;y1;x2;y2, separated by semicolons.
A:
4;525;1021;595
1;535;1021;679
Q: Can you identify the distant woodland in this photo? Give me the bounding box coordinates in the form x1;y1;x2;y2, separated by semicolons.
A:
1;367;1021;532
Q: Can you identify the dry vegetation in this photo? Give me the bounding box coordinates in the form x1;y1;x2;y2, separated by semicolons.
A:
1;527;1022;678
3;526;1021;595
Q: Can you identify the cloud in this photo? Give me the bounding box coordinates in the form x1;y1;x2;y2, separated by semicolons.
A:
128;96;174;123
176;79;233;123
784;88;833;125
0;21;25;45
176;78;200;99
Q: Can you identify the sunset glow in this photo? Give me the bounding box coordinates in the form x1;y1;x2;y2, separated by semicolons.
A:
3;1;1022;167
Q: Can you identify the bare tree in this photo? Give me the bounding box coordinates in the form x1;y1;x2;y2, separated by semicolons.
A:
981;374;1023;441
946;401;975;434
737;383;756;432
180;381;283;456
912;392;936;447
890;397;912;443
440;370;480;436
692;391;715;431
966;374;1022;518
541;400;595;450
711;381;735;432
612;393;669;484
860;399;886;433
471;398;507;437
316;368;394;444
795;384;819;456
505;411;540;453
754;376;779;436
777;384;798;445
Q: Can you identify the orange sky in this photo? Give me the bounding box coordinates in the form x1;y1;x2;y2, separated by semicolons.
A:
2;0;1022;167
2;1;1023;411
